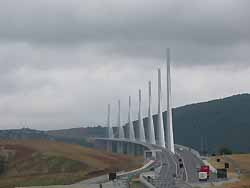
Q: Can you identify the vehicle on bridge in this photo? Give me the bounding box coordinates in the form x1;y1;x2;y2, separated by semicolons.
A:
198;165;210;181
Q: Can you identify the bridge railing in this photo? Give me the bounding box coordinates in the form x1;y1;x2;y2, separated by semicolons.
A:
117;160;155;178
175;144;201;158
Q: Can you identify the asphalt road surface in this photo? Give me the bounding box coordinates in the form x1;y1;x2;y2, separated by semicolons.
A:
176;148;204;183
155;150;177;188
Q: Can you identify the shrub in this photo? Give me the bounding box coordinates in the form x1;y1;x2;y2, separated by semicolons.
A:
219;147;233;155
0;156;5;175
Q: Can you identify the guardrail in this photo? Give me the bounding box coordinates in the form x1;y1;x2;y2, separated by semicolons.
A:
139;174;156;188
174;151;188;182
117;160;155;178
175;144;201;158
94;139;197;187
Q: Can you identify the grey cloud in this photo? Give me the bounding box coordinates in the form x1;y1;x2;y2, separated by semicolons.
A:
0;0;250;130
0;0;249;66
0;1;249;45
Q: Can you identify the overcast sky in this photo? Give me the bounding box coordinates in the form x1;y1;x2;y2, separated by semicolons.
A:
0;0;250;130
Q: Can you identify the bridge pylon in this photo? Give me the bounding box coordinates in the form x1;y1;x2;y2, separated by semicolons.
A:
107;104;114;139
118;100;125;139
138;89;146;142
157;69;166;148
166;48;175;154
148;81;156;145
128;96;135;140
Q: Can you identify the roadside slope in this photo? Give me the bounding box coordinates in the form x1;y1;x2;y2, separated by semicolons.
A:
209;154;250;188
0;139;143;188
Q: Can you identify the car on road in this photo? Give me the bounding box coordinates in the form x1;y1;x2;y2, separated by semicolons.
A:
199;172;208;181
198;165;210;181
178;147;184;151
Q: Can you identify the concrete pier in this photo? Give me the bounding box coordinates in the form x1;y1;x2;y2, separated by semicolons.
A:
94;138;150;156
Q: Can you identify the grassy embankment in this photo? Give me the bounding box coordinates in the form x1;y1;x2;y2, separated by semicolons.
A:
0;140;143;188
209;154;250;188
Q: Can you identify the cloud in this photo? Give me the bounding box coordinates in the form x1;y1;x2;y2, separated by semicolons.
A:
0;0;249;66
0;0;250;129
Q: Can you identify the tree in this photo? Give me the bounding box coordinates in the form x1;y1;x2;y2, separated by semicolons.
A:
0;156;5;175
218;147;233;155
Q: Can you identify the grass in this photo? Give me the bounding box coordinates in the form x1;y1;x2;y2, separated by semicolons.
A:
0;139;143;188
0;173;87;188
227;154;250;174
209;154;250;188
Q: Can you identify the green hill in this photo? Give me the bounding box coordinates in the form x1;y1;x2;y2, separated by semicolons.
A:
1;94;250;154
49;94;250;154
171;93;250;154
116;93;250;154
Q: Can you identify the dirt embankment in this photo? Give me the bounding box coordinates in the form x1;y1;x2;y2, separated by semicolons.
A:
209;154;250;188
0;139;143;188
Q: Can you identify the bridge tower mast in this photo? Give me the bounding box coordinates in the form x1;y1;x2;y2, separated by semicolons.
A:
157;69;166;148
107;104;114;138
118;100;125;138
166;48;175;153
128;96;135;140
148;81;156;145
138;89;146;142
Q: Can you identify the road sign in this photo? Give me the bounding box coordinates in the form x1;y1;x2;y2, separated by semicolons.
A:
109;172;117;181
217;169;227;178
225;162;229;168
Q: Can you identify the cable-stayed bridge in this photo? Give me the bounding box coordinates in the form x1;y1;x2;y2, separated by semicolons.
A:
93;49;206;188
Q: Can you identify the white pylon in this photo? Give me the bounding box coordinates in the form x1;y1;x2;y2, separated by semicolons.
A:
118;100;125;139
128;96;135;140
148;81;156;145
157;69;166;148
138;89;146;142
107;104;114;138
166;48;175;154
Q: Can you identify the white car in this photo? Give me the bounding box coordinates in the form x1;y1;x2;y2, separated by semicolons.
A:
178;147;183;151
199;172;208;181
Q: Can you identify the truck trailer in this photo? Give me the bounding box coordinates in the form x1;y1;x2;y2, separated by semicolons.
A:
199;165;210;181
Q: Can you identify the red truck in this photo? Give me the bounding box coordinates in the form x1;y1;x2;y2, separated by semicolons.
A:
198;165;210;181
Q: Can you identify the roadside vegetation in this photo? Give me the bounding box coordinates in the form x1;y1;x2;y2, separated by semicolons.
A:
0;139;143;188
209;154;250;188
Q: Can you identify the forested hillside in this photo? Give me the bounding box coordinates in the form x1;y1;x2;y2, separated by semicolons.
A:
2;94;250;154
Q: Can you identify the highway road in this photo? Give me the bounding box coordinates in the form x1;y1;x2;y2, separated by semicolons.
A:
150;146;206;187
177;148;204;183
155;148;200;188
76;147;212;188
154;150;176;188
